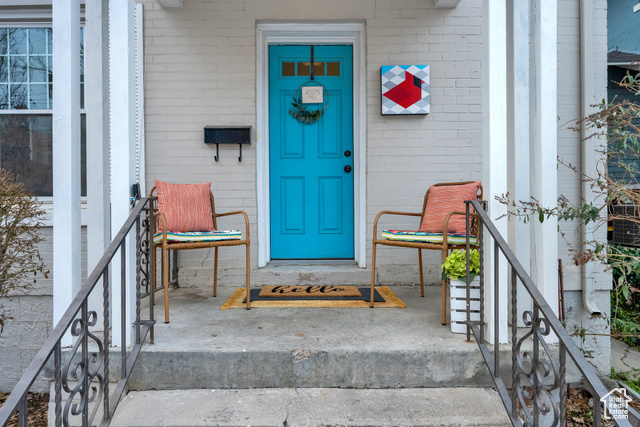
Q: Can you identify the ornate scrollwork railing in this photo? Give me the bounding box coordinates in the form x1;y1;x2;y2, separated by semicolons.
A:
0;198;155;427
464;200;631;427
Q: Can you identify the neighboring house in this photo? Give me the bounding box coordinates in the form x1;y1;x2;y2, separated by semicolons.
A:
607;0;640;246
0;0;612;393
608;0;640;183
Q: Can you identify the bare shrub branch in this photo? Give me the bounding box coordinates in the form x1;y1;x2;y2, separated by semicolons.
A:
0;169;49;334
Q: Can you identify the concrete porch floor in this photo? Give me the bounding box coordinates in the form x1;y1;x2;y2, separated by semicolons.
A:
129;284;495;390
150;283;456;349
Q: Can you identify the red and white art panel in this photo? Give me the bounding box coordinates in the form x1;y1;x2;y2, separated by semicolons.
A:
381;65;430;115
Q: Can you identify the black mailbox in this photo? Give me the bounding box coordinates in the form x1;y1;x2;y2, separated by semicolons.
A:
204;126;251;161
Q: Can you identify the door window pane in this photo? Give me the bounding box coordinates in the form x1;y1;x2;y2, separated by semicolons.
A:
282;62;295;76
327;62;340;76
313;62;325;76
297;61;310;77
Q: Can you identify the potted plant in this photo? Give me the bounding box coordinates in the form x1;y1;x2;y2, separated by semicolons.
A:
441;249;481;334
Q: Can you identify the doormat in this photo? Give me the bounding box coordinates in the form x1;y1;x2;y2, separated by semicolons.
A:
221;286;406;309
259;285;362;298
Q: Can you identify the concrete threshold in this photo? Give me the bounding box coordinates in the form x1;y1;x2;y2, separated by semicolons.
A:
109;387;512;427
252;263;371;286
266;260;359;267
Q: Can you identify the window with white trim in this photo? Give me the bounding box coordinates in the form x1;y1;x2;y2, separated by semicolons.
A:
0;27;86;197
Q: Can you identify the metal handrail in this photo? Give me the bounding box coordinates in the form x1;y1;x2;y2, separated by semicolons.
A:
465;199;632;427
0;197;155;427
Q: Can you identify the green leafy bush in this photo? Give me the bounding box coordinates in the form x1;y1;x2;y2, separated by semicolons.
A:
609;244;640;349
441;249;480;281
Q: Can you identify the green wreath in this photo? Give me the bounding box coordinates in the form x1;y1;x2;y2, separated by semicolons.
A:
288;82;329;125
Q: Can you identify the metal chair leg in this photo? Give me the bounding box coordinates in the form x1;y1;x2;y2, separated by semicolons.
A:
245;243;251;309
441;249;448;325
418;248;425;297
152;245;157;305
370;242;378;307
163;247;170;323
213;247;218;297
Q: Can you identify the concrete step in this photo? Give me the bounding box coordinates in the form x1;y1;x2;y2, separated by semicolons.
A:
128;286;499;390
109;388;511;426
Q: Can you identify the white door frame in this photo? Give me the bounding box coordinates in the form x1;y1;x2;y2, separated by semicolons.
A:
256;23;367;268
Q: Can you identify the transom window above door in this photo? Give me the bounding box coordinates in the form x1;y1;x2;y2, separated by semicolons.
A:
281;61;341;77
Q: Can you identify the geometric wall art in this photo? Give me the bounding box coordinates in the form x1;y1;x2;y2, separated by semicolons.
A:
381;65;430;115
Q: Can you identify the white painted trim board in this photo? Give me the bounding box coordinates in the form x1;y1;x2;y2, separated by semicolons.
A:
256;23;367;268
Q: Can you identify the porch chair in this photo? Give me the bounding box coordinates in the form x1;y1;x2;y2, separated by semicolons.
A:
370;181;482;324
150;180;251;323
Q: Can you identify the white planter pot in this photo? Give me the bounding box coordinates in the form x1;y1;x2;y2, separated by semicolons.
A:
449;277;481;334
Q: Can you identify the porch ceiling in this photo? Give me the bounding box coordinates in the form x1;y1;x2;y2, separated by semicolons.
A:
155;0;461;9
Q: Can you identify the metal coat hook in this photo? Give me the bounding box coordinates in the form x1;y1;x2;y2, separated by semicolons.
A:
214;143;244;162
204;126;251;162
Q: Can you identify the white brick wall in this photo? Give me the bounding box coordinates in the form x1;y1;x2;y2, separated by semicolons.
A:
142;0;256;289
365;0;483;283
140;0;604;289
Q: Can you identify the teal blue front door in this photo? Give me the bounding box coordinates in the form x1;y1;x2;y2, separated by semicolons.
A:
269;45;354;259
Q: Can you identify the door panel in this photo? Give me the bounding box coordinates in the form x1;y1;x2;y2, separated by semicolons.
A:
318;91;342;159
269;45;354;259
280;91;305;159
280;177;305;234
318;177;343;234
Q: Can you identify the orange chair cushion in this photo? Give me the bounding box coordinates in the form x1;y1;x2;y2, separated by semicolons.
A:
419;181;481;234
154;180;215;232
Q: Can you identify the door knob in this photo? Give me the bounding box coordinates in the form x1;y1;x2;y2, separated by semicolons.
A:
344;165;352;173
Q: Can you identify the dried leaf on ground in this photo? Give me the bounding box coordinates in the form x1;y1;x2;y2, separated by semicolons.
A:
0;392;49;427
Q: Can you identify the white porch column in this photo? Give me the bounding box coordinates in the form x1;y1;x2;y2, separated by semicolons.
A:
482;0;509;344
530;0;559;325
85;0;111;318
507;0;532;325
110;0;137;346
52;0;81;342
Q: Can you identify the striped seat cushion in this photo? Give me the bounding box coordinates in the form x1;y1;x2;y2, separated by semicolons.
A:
154;230;242;244
382;230;477;245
